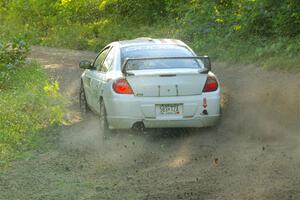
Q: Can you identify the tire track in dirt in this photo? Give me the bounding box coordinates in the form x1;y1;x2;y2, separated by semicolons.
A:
0;46;299;200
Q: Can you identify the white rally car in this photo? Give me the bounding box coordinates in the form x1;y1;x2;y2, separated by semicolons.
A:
79;38;220;133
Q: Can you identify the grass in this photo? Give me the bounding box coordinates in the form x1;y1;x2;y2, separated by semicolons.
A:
186;33;300;71
0;62;65;167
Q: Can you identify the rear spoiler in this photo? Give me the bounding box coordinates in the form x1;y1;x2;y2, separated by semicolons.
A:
121;56;211;76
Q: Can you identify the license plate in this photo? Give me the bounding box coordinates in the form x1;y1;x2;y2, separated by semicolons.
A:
158;104;182;115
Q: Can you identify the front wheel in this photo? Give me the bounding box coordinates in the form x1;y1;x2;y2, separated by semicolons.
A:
79;82;90;118
99;99;110;139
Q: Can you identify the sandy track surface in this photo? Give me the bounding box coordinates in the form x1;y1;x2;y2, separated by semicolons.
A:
0;46;299;200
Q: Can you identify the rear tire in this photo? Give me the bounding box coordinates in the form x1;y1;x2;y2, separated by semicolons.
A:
99;98;110;139
79;81;90;118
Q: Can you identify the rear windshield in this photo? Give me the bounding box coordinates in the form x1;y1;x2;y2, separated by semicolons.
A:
121;45;203;70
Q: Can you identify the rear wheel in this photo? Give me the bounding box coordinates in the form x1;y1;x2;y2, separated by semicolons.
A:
99;98;110;139
79;81;90;117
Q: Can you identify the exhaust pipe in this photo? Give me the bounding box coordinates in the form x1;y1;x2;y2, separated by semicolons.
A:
132;122;145;131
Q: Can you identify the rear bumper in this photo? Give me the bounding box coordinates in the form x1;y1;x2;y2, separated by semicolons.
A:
105;92;220;129
108;115;220;129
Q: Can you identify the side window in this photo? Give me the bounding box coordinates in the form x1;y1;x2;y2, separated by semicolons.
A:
94;48;110;71
102;47;116;72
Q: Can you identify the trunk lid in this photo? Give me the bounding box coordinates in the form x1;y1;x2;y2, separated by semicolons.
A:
126;68;207;97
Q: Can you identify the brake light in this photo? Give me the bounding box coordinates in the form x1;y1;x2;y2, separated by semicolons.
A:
202;75;218;92
113;78;133;94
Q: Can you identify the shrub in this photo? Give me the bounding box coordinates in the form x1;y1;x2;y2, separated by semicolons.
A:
0;39;30;88
0;39;29;69
0;39;64;165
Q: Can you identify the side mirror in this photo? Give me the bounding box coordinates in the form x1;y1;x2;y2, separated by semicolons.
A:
202;56;211;71
79;60;93;69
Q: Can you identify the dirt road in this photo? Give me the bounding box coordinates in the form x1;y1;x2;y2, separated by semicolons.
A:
0;46;299;200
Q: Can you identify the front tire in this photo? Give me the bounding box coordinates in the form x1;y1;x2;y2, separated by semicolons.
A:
79;82;90;118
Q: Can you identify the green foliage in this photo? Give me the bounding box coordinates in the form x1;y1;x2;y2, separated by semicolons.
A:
0;39;29;70
0;63;65;165
98;0;167;24
0;0;299;70
2;0;300;37
55;0;102;23
0;39;64;166
0;39;30;88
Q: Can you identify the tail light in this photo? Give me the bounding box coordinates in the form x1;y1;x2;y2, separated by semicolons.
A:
113;78;133;94
202;75;218;92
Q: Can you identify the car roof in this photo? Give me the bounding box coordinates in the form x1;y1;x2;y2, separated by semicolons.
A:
114;38;188;48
